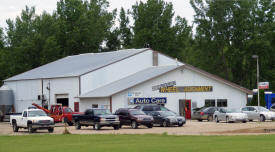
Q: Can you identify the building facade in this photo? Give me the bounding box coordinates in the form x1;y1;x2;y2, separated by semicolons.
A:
3;48;252;116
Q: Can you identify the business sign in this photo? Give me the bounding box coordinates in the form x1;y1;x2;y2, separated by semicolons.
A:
259;82;269;89
159;86;213;93
128;92;142;97
152;81;176;91
128;97;167;105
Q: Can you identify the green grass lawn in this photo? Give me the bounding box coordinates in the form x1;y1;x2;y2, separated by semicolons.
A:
0;134;274;152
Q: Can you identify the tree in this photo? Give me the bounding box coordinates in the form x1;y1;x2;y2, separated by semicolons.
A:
190;0;275;91
119;8;132;48
56;0;115;54
131;0;177;56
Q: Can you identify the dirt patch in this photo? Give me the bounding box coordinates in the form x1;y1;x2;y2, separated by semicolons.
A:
1;120;275;136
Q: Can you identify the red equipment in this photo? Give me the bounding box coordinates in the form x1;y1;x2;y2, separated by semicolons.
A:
32;103;83;125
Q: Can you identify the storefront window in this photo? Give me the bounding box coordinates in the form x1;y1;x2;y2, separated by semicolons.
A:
217;99;227;107
205;99;215;107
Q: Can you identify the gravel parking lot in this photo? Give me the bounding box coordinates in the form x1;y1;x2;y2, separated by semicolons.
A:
1;120;275;135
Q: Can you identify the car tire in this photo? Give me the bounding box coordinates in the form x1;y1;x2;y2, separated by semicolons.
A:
95;123;101;130
75;121;81;130
48;128;54;133
12;123;19;132
113;125;119;130
162;121;168;127
178;123;183;127
215;116;219;123
147;124;153;128
260;115;265;122
198;119;202;122
131;121;138;129
242;121;247;123
226;117;229;123
28;124;34;133
249;120;253;122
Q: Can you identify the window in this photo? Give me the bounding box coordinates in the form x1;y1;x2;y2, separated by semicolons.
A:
92;104;98;108
217;99;227;107
23;111;27;117
242;107;249;111
205;99;215;107
143;106;153;111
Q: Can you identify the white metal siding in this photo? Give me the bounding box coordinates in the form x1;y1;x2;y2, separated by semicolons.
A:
80;98;110;112
80;50;153;94
111;68;247;114
4;80;41;112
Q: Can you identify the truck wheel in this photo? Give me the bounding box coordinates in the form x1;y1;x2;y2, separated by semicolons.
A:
113;125;119;130
12;123;19;132
95;123;101;130
67;121;74;126
75;121;81;130
131;121;138;129
48;128;54;133
28;124;34;133
147;124;153;128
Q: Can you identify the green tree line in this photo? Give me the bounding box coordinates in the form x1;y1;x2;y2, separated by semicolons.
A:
0;0;274;101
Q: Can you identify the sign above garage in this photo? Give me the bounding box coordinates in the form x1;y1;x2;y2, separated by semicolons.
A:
159;86;213;93
128;97;167;104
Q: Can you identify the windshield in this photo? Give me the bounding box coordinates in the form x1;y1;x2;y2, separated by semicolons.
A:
129;110;145;115
28;110;47;117
160;111;176;117
226;109;240;113
257;107;269;112
94;109;111;115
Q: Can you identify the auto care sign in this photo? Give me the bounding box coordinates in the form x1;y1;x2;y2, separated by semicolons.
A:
128;97;167;104
259;82;269;89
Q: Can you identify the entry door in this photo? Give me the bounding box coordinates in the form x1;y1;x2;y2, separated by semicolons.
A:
179;99;192;119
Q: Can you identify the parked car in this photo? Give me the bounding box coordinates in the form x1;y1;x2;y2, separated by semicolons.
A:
10;109;55;133
241;106;275;122
73;108;120;130
134;104;171;115
269;104;275;112
149;111;186;127
192;107;219;121
213;108;248;123
32;103;83;126
115;108;153;129
0;110;4;122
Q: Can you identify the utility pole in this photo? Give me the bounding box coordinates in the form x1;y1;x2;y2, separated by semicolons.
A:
252;55;260;106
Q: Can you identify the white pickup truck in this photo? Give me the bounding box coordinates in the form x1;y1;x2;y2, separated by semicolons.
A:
10;109;55;133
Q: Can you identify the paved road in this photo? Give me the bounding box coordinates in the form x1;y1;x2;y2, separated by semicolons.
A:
1;120;275;135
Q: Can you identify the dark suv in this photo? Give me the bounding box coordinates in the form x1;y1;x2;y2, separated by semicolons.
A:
134;104;171;115
115;108;154;129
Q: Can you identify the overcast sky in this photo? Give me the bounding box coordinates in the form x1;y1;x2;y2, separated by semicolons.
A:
0;0;195;29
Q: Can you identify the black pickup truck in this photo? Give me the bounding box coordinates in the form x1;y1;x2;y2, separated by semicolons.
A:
72;108;120;130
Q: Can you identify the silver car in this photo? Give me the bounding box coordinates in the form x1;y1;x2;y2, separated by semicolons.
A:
270;104;275;112
241;106;275;122
214;108;248;123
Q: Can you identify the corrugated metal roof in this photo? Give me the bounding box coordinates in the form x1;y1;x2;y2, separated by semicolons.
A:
79;65;181;98
5;48;149;81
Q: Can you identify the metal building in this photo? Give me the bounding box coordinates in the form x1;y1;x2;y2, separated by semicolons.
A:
2;48;252;116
